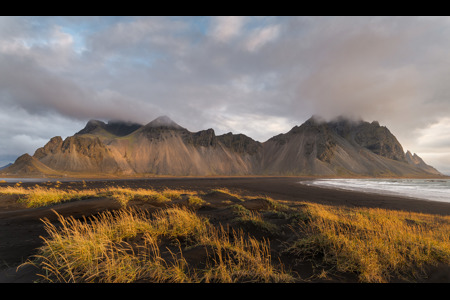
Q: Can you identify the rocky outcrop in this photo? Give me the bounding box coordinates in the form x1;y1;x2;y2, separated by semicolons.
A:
186;129;218;147
35;135;120;174
1;115;443;177
260;116;442;177
405;150;441;175
34;136;63;160
76;120;142;137
322;117;407;162
217;133;262;155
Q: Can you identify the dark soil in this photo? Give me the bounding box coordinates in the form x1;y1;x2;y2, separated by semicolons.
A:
1;176;450;283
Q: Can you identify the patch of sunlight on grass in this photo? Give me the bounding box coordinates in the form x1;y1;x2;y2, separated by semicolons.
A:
287;202;450;282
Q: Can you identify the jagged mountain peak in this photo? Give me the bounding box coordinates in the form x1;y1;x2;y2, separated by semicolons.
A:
144;115;185;130
103;120;142;136
1;114;444;177
76;119;142;137
269;115;408;163
76;120;105;135
106;119;142;126
294;115;390;136
305;115;327;124
287;115;366;135
88;119;105;125
303;115;365;126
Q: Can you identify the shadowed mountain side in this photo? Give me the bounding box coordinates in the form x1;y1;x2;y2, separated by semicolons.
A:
0;115;443;177
260;116;442;177
76;120;143;137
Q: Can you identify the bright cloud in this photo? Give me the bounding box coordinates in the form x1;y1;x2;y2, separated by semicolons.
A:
210;16;246;42
245;24;281;52
0;16;450;173
416;118;450;151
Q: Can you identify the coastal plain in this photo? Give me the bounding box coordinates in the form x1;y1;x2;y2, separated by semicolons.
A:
1;176;449;283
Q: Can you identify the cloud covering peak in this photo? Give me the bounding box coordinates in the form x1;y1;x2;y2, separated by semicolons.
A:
1;16;450;174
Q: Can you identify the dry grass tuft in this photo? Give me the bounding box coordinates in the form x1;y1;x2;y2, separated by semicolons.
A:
187;195;207;209
0;186;98;208
10;186;450;283
103;187;171;207
24;206;293;283
231;204;279;235
287;202;450;282
0;186;195;208
209;188;244;201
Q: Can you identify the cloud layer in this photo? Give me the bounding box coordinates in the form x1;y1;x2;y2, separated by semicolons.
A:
1;16;450;174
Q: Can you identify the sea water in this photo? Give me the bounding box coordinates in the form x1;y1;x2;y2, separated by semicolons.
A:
0;178;72;183
302;178;450;203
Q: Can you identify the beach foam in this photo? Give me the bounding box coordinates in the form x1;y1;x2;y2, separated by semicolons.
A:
302;178;450;203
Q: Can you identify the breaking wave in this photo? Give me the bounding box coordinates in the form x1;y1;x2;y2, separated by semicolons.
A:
302;178;450;203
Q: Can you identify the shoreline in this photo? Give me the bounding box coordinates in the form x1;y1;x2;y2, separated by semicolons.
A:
300;177;450;205
2;176;449;216
1;176;450;283
2;176;450;212
1;172;449;181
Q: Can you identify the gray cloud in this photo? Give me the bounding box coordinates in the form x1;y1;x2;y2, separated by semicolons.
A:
1;16;450;173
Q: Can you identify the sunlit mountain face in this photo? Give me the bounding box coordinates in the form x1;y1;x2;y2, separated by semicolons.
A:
1;16;450;174
1;116;442;178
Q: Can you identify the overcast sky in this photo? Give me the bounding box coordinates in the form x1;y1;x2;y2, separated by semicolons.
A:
1;16;450;174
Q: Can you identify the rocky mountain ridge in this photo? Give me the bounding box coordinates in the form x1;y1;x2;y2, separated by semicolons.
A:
1;115;442;177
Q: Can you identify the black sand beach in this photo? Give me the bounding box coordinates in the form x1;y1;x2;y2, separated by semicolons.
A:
1;176;449;283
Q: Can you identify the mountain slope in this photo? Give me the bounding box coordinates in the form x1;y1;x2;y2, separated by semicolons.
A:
260;116;440;177
2;154;60;176
76;120;143;138
0;163;12;170
0;116;443;177
405;150;441;175
34;135;121;174
106;127;261;175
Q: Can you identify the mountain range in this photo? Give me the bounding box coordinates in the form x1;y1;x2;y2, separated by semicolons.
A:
1;115;443;177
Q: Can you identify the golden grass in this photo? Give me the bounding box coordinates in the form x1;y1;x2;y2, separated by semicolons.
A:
187;195;207;209
105;187;198;207
209;188;244;201
0;185;98;208
0;185;194;208
8;185;450;283
199;225;292;283
24;206;293;283
232;204;279;235
104;187;172;207
288;202;450;282
257;195;290;211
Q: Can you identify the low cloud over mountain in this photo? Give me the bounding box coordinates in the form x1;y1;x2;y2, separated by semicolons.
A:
2;116;442;177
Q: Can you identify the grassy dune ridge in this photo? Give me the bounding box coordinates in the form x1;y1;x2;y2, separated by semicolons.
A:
28;207;294;283
0;183;192;208
1;184;449;283
287;203;450;282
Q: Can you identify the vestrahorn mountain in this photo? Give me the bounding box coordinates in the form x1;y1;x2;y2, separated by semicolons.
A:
1;115;442;177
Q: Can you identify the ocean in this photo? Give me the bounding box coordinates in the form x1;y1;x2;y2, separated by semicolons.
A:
302;178;450;203
0;178;75;183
